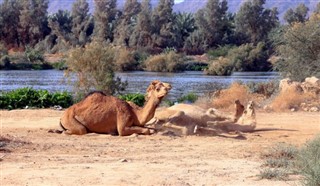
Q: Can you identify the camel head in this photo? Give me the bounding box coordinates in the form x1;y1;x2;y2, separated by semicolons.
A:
146;80;172;101
243;101;255;117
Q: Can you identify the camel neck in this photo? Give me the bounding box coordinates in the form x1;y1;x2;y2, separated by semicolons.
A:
138;96;161;125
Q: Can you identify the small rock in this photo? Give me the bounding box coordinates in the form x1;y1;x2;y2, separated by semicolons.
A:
119;159;128;163
291;108;297;112
309;107;319;112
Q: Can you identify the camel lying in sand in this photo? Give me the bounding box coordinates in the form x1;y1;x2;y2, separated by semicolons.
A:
148;100;256;136
59;80;171;136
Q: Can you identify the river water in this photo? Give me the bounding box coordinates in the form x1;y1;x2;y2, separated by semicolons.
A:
0;70;279;100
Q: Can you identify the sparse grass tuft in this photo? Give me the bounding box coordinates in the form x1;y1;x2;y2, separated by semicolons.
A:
259;168;289;180
259;143;299;181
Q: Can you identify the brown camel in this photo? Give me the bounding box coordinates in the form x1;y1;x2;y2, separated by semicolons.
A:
59;80;171;136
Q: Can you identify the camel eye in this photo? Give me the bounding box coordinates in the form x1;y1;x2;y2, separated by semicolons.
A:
156;87;161;91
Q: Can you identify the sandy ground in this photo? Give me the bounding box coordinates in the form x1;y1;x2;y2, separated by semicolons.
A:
1;109;319;186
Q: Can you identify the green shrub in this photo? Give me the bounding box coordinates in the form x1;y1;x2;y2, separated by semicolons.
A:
207;45;235;60
0;88;73;110
143;51;185;72
297;135;320;186
118;93;145;107
65;42;127;96
52;59;67;70
115;48;138;71
177;93;198;103
205;57;233;76
25;47;45;63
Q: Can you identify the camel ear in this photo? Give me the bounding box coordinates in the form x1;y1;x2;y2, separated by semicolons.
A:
147;80;160;93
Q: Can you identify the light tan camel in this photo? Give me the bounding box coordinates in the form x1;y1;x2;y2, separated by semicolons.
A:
206;100;256;133
147;102;235;135
59;80;171;136
148;100;255;136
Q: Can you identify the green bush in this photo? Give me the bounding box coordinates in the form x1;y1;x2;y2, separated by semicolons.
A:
25;47;45;63
205;57;233;76
177;93;198;103
207;45;235;60
66;42;127;96
52;59;67;70
297;135;320;186
0;55;11;69
0;88;73;110
143;51;185;72
118;93;145;107
115;48;138;71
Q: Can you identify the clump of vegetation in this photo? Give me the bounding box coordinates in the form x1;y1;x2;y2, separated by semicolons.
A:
246;81;279;98
65;42;127;99
274;13;320;81
204;57;233;76
177;93;198;103
297;135;320;186
259;143;299;180
51;59;67;70
118;93;145;107
270;87;314;111
207;45;235;60
143;51;185;72
206;42;271;76
115;48;138;71
212;83;250;109
0;88;73;110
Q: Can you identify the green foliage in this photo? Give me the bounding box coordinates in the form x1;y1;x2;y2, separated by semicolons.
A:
115;47;139;71
151;0;175;48
0;88;73;110
235;0;279;44
143;51;185;72
194;0;230;47
274;14;320;81
173;12;196;49
51;59;67;70
66;42;127;96
207;45;236;60
118;93;145;107
25;47;44;63
92;0;117;43
284;3;309;25
177;93;198;103
205;57;233;76
297;135;320;186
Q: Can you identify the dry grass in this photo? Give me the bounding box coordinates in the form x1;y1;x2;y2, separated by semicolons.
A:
212;83;250;109
270;87;315;112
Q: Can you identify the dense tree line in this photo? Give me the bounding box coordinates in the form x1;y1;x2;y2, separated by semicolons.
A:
0;0;319;80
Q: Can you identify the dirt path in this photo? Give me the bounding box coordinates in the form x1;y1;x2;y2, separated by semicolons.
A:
1;109;319;186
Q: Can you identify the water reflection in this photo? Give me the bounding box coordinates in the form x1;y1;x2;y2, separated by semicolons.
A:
0;70;279;100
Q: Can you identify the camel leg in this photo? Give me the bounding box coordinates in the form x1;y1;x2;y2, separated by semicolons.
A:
163;122;189;135
117;126;153;136
193;125;222;136
61;114;88;135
